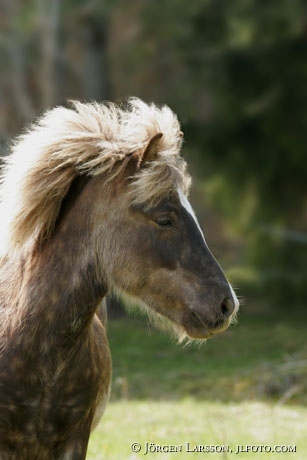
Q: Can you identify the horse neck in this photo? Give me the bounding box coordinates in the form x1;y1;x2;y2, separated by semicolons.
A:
12;176;107;352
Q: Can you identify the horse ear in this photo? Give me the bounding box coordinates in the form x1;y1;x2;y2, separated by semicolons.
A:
139;132;163;166
122;132;163;177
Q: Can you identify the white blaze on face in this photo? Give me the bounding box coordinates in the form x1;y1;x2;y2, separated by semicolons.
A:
177;188;208;245
229;283;240;312
177;188;239;313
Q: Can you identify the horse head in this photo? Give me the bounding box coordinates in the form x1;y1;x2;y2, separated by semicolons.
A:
0;98;239;342
90;129;239;341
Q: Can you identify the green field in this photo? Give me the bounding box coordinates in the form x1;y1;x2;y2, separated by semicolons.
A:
88;400;307;459
87;306;307;459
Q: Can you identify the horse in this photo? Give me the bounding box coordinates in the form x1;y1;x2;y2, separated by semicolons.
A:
0;98;239;459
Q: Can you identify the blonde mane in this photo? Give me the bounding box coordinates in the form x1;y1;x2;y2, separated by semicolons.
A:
0;98;191;252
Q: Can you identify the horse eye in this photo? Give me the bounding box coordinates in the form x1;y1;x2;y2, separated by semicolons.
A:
156;216;173;228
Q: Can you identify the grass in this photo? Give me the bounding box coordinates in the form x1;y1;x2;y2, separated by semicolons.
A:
88;400;307;459
87;305;307;459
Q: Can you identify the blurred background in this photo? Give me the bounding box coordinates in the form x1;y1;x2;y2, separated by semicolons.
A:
1;0;306;307
1;2;307;453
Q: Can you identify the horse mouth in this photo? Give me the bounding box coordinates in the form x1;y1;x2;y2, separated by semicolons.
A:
183;310;231;340
183;311;214;339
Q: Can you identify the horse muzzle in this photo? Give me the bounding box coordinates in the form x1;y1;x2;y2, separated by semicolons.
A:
183;296;237;339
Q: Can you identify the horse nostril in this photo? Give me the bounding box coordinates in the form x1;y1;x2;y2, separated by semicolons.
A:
221;297;235;319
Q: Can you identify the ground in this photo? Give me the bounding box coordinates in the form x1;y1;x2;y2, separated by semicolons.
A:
87;305;307;459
